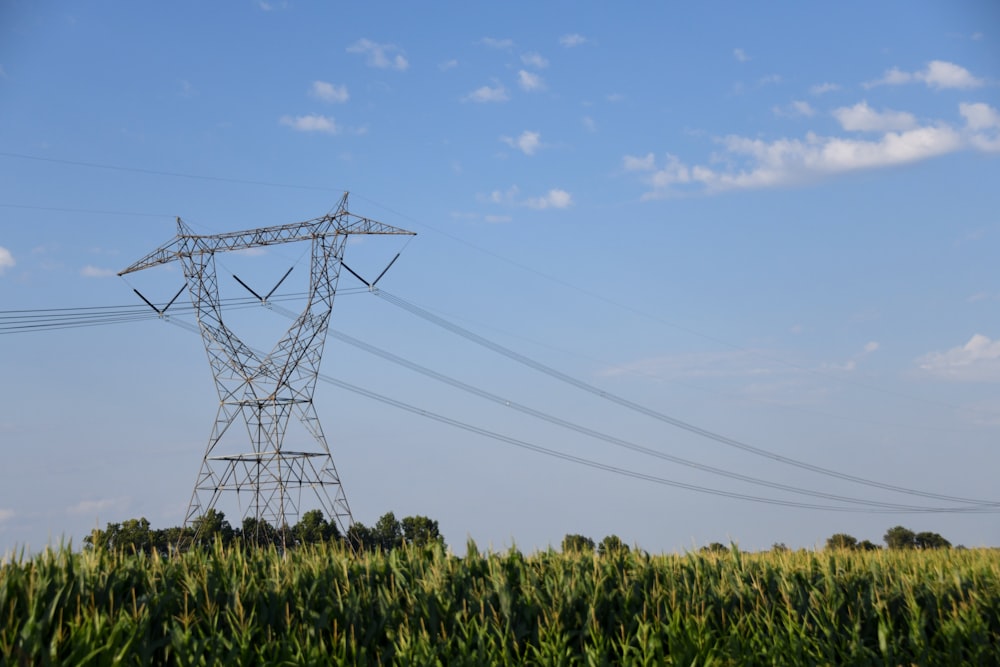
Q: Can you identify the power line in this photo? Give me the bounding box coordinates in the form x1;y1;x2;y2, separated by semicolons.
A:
0;149;969;414
373;288;1000;508
162;314;982;515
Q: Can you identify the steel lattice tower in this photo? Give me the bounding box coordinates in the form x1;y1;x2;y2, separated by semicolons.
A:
119;194;415;540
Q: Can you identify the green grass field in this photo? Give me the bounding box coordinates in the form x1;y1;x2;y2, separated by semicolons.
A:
2;543;999;664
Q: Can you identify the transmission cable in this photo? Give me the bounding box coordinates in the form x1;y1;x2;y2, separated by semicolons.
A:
373;288;1000;508
155;314;971;514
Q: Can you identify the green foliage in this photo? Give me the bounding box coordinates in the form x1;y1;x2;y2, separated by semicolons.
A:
826;533;859;550
561;533;595;553
4;545;999;663
700;541;729;554
347;512;447;552
400;515;443;548
597;534;629;556
885;525;918;550
915;531;951;549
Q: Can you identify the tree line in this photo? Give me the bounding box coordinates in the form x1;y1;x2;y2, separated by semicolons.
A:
83;509;444;554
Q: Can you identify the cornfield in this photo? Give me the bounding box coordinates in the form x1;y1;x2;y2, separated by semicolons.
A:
2;542;999;664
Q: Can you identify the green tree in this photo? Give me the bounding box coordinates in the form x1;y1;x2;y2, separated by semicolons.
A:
83;522;122;551
597;534;629;556
373;512;404;551
292;509;340;545
562;534;595;553
884;525;916;550
914;531;951;549
700;542;729;554
189;509;235;547
858;539;881;551
401;515;444;548
84;518;155;553
239;517;282;547
346;522;374;551
826;533;859;550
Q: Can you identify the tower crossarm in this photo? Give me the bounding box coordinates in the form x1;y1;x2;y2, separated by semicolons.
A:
119;209;415;276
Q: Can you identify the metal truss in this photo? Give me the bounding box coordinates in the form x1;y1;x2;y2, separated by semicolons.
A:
120;193;415;541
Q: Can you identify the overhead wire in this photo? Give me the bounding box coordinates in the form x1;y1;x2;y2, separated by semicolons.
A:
371;288;1000;508
1;149;976;417
156;314;983;515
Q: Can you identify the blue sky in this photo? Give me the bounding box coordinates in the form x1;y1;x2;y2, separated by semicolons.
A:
2;1;999;554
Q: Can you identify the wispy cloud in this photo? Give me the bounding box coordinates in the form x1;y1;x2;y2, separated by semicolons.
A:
0;508;13;523
310;81;349;103
526;189;572;209
80;265;116;278
624;101;1000;197
501;130;542;155
439;59;459;71
347;38;409;71
917;334;1000;381
865;60;984;90
483;185;573;210
559;33;587;48
582;116;597;132
518;70;545;92
521;52;549;68
773;100;816;118
479;37;513;50
67;497;129;516
810;82;840;95
463;83;509;103
833;101;917;132
0;246;14;275
733;48;750;62
280;113;340;134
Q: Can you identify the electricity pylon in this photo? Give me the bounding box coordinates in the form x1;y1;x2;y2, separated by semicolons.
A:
119;194;415;541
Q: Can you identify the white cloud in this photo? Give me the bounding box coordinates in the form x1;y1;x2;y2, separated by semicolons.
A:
864;341;880;354
502;130;542;155
67;497;129;516
810;82;840;95
521;52;549;68
80;265;116;278
518;70;545;92
347;38;409;70
833;101;917;132
623;153;656;172
480;37;513;50
960;102;1000;131
733;48;750;62
961;102;1000;152
483;185;572;210
0;508;13;523
464;83;509;103
627;102;994;198
582;116;597;132
559;33;586;47
310;81;349;103
280;114;340;134
773;100;816;118
486;185;521;205
866;60;984;90
439;59;459;71
0;246;14;275
526;189;572;210
917;334;1000;381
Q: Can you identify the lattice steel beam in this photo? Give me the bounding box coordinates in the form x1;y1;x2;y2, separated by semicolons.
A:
121;193;414;544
